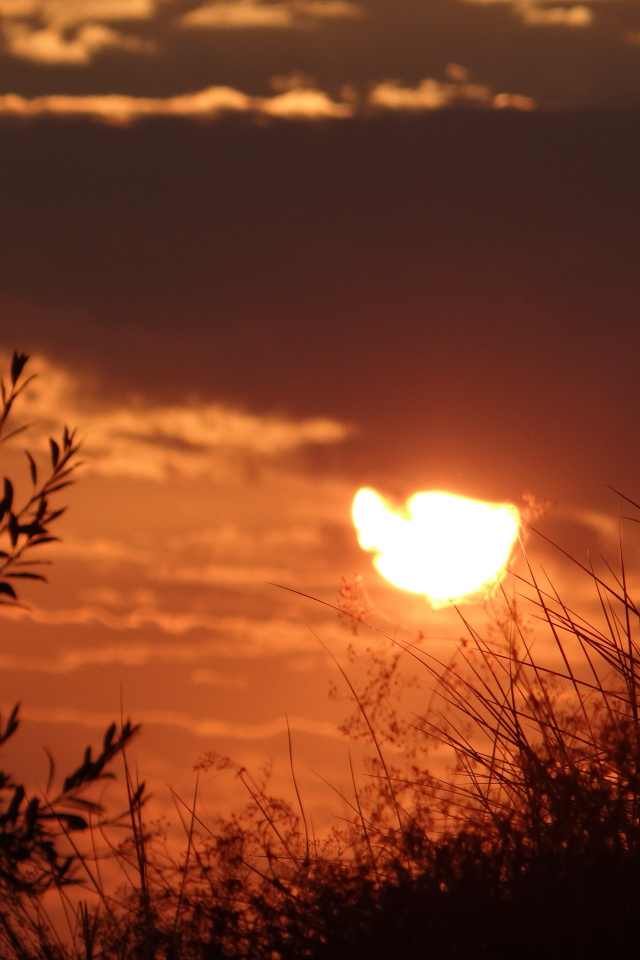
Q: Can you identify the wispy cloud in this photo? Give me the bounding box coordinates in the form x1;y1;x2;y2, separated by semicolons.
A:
0;71;536;123
0;351;356;675
53;522;329;567
0;0;154;26
462;0;593;28
0;604;338;654
14;703;340;739
261;86;353;117
369;66;536;112
518;2;592;26
294;0;360;17
181;0;362;30
55;538;156;565
10;353;349;479
0;0;158;63
3;21;155;62
0;0;362;64
0;87;252;121
54;539;299;588
0;85;355;119
370;78;480;111
155;564;296;586
183;1;291;28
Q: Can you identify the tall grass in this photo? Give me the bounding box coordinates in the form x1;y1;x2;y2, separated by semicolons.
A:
47;515;638;960
3;351;640;957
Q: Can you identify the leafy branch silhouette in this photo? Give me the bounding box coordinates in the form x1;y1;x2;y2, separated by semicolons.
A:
0;353;140;954
0;351;83;604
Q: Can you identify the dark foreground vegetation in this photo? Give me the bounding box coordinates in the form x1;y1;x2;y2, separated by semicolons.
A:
1;353;639;958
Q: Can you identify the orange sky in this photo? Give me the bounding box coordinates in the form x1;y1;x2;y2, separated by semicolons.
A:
1;349;637;838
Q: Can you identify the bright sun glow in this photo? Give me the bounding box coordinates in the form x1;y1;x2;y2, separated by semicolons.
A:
352;488;521;607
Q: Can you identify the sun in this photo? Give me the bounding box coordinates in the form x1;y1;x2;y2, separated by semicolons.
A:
352;488;521;607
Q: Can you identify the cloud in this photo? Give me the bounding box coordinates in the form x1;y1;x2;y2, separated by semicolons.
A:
14;703;340;739
0;0;154;25
2;21;155;62
0;0;363;64
370;78;458;111
9;353;349;478
182;1;293;28
493;92;537;110
53;523;328;567
0;351;356;669
461;0;593;28
0;0;158;63
369;71;535;112
0;87;255;121
155;564;297;586
518;2;592;25
260;87;353;117
0;84;354;121
56;538;157;564
296;1;360;17
0;72;535;123
181;0;362;30
0;604;339;653
558;505;623;545
0;600;350;672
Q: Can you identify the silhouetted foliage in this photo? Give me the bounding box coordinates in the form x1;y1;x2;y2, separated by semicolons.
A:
0;353;140;958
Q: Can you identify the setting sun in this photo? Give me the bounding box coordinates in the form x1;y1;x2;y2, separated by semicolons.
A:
352;488;521;606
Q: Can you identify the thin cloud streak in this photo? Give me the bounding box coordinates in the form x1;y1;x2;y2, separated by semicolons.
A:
53;523;329;567
14;704;341;739
0;87;256;122
369;72;536;112
370;78;485;111
0;605;341;655
181;0;363;29
0;86;354;120
462;0;593;27
14;354;350;478
0;77;536;123
0;0;154;26
519;3;592;26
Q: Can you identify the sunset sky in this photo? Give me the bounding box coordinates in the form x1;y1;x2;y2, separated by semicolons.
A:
2;0;640;827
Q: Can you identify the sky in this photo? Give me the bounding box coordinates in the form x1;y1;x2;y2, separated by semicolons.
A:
1;0;640;838
0;0;639;109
